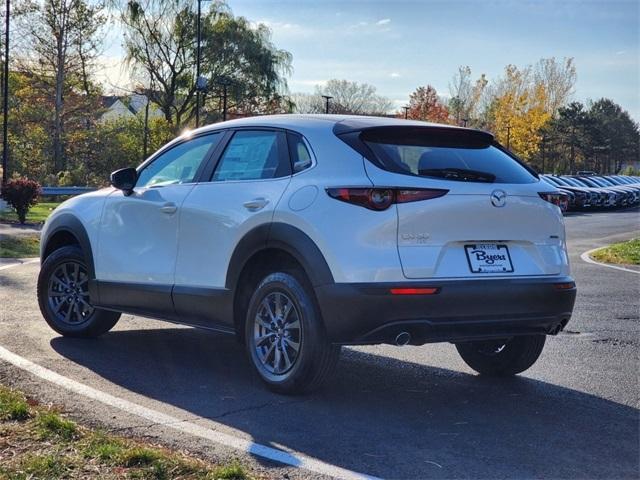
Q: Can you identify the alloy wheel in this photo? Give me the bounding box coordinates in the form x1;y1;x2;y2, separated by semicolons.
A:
253;291;302;375
47;261;94;325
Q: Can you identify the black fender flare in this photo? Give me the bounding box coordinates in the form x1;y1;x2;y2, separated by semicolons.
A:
225;222;334;290
41;213;96;281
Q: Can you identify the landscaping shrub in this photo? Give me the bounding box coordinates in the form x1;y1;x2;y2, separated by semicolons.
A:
0;178;42;224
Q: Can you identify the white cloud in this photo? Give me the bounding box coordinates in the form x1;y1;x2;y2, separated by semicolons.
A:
290;79;328;89
348;18;392;32
251;19;310;37
390;72;401;78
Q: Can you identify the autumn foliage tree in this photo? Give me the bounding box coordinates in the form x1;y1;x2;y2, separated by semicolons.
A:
18;0;106;174
405;85;449;123
491;65;552;160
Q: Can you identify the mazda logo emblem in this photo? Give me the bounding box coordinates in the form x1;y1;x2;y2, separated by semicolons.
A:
490;190;507;207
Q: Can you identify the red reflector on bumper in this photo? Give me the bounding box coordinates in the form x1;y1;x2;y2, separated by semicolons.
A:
554;282;576;290
390;287;439;295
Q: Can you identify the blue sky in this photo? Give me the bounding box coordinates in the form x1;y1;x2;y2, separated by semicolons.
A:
228;0;639;119
100;0;639;119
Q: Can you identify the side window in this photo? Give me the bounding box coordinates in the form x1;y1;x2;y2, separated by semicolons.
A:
212;130;290;181
137;133;221;188
287;132;313;173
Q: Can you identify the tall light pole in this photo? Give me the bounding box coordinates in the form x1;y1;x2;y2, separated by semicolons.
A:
195;0;211;128
593;145;607;174
541;134;547;173
222;83;228;121
142;79;153;161
195;0;201;127
321;95;332;114
217;76;232;121
2;0;9;184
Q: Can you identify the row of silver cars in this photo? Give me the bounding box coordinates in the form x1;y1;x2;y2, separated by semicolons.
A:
541;174;640;212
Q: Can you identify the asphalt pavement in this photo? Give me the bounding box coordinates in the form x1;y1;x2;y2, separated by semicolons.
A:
0;209;638;479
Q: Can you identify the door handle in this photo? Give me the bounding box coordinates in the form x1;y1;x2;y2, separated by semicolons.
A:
243;198;269;211
160;202;178;214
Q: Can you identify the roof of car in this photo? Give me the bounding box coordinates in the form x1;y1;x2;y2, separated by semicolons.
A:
189;114;487;137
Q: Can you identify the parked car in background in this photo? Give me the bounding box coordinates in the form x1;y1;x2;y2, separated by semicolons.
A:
558;176;612;208
539;174;639;212
593;176;640;205
542;175;595;209
573;176;630;207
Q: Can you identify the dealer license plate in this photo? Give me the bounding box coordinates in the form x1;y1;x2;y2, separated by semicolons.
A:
464;244;514;273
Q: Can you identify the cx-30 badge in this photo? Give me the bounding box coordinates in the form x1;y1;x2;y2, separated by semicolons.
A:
490;190;507;207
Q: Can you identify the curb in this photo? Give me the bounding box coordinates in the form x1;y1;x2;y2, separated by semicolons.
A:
0;258;39;271
580;247;639;275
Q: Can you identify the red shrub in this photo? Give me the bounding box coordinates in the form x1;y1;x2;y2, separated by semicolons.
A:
1;178;42;224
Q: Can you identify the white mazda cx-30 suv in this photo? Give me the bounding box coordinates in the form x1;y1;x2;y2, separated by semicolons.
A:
38;115;576;394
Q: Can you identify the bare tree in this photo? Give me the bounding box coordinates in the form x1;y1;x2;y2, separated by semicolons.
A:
533;57;576;116
315;79;393;115
290;92;324;114
448;66;473;124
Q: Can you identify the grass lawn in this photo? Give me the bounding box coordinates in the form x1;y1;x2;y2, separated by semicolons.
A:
0;236;40;258
591;238;640;265
0;384;250;479
0;202;61;225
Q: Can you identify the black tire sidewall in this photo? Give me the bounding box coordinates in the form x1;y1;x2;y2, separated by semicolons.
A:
456;335;546;376
245;272;327;392
37;246;119;337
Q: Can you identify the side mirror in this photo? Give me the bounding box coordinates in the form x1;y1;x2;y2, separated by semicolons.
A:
110;168;137;195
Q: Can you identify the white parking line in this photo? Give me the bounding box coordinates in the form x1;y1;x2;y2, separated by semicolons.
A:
0;258;39;270
0;345;378;480
580;248;639;275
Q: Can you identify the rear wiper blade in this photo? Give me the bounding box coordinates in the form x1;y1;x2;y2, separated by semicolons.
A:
418;168;496;183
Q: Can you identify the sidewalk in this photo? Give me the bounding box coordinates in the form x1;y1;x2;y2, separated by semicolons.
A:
0;222;42;237
0;257;39;268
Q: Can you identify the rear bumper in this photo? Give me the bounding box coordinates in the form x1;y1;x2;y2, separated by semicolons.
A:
315;276;576;345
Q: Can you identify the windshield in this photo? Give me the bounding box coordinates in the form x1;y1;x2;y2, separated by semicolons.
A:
551;176;575;186
587;177;608;187
574;178;597;187
596;177;617;186
543;176;564;186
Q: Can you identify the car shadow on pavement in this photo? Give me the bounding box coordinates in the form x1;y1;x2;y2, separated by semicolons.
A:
50;326;639;479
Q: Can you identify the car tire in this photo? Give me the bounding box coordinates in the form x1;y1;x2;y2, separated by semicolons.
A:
455;335;546;376
37;245;120;337
245;271;340;395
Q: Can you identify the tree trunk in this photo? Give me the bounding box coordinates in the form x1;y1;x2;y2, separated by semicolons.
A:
53;16;66;174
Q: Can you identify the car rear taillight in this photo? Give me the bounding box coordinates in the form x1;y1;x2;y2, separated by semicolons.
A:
539;192;569;211
326;188;448;211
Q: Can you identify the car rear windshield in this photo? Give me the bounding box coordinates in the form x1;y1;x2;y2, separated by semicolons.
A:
358;127;537;184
